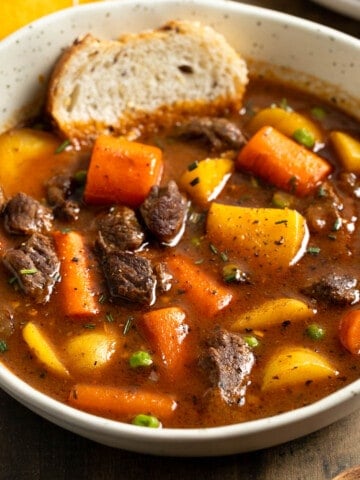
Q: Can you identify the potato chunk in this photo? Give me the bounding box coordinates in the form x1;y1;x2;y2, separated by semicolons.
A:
231;298;315;331
22;321;69;377
179;157;234;206
65;331;117;374
247;107;323;144
262;347;338;391
330;131;360;173
206;203;309;268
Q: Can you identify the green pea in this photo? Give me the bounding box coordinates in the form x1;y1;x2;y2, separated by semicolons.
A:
129;350;153;368
292;128;315;148
243;335;259;348
132;414;161;428
306;323;325;340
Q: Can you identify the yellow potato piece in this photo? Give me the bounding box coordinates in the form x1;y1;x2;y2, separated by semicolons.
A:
330;131;360;173
0;0;100;39
65;332;117;374
262;347;338;391
0;128;65;197
206;203;309;268
247;107;323;143
179;157;234;206
232;298;315;331
22;322;69;377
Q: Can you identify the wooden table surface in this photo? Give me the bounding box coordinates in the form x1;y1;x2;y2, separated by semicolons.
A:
0;1;359;479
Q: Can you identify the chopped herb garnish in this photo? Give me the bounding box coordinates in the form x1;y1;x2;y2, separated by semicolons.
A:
105;312;114;323
220;251;229;262
74;170;87;184
307;246;321;255
55;139;71;153
328;233;337;240
19;268;38;275
317;185;327;198
187;161;199;171
292;128;315;148
98;293;107;304
332;218;342;231
190;177;200;186
209;243;218;255
222;263;250;284
83;323;96;329
8;276;17;285
188;211;204;224
194;258;204;265
279;98;290;111
191;237;202;247
275;219;288;225
123;316;134;335
0;340;8;353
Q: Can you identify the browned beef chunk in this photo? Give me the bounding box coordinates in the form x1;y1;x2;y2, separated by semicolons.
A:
96;206;145;253
101;251;156;305
140;181;187;246
4;193;53;235
46;174;80;221
176;117;246;150
302;274;359;305
199;328;255;406
305;183;343;233
2;233;60;304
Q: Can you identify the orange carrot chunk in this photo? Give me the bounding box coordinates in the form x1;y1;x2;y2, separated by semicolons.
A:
166;254;232;317
339;309;360;355
68;384;177;419
237;126;332;196
84;135;163;207
53;230;99;317
140;307;191;380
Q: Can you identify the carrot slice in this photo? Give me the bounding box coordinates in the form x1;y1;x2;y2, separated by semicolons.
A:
53;230;99;317
140;307;191;380
166;254;232;316
84;135;163;207
237;126;332;196
339;309;360;355
68;384;177;419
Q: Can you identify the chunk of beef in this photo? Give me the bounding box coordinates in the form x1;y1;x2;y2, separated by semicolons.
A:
4;192;53;235
100;251;156;305
46;174;80;221
199;327;255;406
305;183;343;233
302;273;359;305
2;233;60;304
176;117;246;151
140;181;187;246
96;206;145;253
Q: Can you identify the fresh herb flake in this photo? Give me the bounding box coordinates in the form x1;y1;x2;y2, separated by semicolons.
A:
19;268;38;275
55;139;71;154
190;177;200;187
307;246;321;255
187;161;199;171
123;316;134;335
0;340;8;353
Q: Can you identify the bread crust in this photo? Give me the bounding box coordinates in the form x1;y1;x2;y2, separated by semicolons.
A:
46;21;248;147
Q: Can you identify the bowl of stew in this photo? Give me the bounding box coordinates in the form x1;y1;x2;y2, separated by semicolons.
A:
0;0;359;457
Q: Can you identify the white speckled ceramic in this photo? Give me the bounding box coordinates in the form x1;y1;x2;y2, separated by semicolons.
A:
0;0;359;456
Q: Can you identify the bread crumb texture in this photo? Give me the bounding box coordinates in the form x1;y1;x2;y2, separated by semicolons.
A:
46;21;248;146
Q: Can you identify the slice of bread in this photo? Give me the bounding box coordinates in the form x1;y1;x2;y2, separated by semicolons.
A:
46;20;248;147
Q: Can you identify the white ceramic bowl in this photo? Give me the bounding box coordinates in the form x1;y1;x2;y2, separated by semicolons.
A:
0;0;359;457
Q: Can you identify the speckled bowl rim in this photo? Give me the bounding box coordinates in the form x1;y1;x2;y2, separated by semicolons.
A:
0;0;359;456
